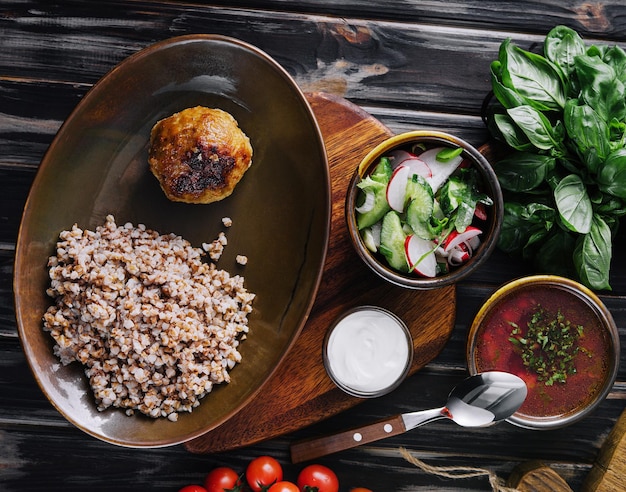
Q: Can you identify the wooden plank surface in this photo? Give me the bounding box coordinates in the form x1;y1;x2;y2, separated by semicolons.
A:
208;0;626;39
2;1;626;491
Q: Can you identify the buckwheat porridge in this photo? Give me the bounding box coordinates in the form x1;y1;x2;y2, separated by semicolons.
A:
43;215;255;421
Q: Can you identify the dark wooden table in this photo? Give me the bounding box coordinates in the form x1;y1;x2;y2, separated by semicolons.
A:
3;1;626;491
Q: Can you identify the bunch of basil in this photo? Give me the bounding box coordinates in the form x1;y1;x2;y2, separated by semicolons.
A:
487;25;626;290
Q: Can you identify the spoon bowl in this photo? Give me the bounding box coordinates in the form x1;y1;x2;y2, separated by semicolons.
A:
451;370;528;423
398;371;527;432
290;371;527;463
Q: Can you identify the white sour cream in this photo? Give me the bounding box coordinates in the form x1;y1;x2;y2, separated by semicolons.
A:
324;307;412;396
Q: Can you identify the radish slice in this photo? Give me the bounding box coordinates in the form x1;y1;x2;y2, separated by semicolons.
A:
404;234;437;277
388;149;418;168
386;165;411;212
419;147;464;192
435;245;448;258
442;226;482;253
448;243;472;266
356;189;376;213
474;202;488;221
466;235;481;251
387;150;432;178
401;158;432;178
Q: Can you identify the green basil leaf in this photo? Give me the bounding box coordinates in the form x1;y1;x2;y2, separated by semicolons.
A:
595;195;626;217
498;202;555;254
491;61;556;111
490;61;530;109
554;174;592;233
582;149;603;175
602;45;626;85
534;229;576;277
523;202;555;221
523;202;557;262
556;155;586;175
563;100;610;164
597;148;626;198
522;228;553;260
507;105;563;151
499;38;566;110
496;152;555;192
544;25;586;78
575;54;626;123
586;44;605;58
497;203;534;253
603;214;621;234
573;215;612;290
608;119;626;147
493;113;533;151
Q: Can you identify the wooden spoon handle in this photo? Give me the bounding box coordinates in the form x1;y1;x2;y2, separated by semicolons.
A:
290;414;406;463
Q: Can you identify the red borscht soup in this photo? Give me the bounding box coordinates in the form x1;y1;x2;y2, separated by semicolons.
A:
468;277;617;427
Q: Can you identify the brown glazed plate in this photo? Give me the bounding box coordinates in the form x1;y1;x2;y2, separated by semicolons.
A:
13;35;330;447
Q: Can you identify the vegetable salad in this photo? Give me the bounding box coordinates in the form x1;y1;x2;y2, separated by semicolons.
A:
355;144;493;277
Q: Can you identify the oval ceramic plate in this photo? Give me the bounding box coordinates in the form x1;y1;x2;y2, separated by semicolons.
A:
13;35;330;447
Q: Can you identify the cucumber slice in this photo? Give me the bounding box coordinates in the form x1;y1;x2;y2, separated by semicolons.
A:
406;173;433;201
356;157;394;229
439;176;467;215
406;176;435;239
380;211;408;272
371;156;393;182
356;177;391;229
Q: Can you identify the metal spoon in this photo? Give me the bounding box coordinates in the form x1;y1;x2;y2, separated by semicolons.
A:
290;371;527;463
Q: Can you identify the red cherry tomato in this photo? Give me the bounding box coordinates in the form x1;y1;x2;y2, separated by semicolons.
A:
204;467;241;492
350;489;373;492
297;464;339;492
179;486;208;492
246;456;283;492
268;481;300;492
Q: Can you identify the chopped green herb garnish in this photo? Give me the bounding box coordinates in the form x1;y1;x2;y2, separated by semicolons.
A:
436;147;463;162
509;305;585;386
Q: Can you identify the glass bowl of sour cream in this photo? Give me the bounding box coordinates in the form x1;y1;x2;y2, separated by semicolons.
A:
323;306;413;398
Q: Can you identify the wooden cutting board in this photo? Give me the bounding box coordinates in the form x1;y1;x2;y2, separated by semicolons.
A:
184;92;457;454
